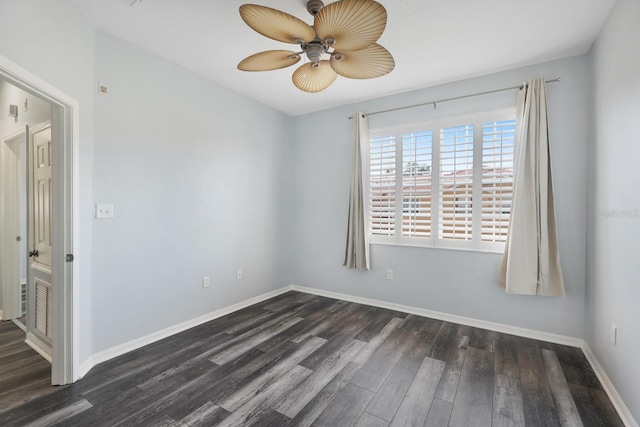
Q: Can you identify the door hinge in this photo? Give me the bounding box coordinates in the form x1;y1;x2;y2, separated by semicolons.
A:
66;254;74;262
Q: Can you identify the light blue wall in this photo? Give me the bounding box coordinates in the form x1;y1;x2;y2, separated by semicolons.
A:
91;32;293;352
290;55;590;338
0;0;96;362
0;0;294;360
588;0;640;421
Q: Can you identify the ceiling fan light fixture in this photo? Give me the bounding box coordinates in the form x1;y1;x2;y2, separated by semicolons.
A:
238;0;394;92
305;43;325;64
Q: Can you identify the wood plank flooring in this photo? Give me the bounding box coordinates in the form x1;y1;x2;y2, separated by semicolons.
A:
0;320;55;414
0;291;625;426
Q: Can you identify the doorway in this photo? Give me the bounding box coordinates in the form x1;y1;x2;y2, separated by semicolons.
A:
1;127;30;330
0;54;79;385
1;81;53;358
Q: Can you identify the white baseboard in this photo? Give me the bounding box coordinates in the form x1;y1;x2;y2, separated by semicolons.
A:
78;286;293;379
25;332;52;364
291;285;583;347
12;318;26;333
581;345;638;427
0;309;3;320
291;284;637;427
78;357;94;379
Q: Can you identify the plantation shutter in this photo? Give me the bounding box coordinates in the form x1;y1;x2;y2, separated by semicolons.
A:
402;131;432;237
439;125;474;241
482;120;516;242
367;109;516;251
369;135;396;236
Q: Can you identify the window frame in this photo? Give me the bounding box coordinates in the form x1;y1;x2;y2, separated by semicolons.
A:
367;108;516;253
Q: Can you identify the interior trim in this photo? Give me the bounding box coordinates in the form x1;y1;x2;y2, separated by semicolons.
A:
581;345;638;427
25;331;52;364
0;52;80;385
78;287;292;378
292;285;582;346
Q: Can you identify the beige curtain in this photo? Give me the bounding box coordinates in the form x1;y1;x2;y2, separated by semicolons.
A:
344;113;370;271
500;78;564;296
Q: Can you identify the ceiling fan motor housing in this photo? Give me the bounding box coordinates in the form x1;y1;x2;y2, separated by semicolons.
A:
305;43;325;66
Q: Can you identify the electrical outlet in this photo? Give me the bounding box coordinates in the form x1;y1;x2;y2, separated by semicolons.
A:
237;269;242;280
98;82;109;96
611;324;617;345
387;270;393;280
203;276;210;288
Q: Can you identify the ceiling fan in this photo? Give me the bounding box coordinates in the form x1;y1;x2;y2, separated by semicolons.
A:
237;0;395;93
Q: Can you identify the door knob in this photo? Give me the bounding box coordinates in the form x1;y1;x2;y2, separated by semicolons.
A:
29;250;39;257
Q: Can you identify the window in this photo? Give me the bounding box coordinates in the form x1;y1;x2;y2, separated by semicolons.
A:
368;110;515;252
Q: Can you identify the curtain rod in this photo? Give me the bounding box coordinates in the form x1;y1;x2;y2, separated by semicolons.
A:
349;78;560;119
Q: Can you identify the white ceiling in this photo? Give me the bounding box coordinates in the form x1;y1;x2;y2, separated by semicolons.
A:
68;0;615;116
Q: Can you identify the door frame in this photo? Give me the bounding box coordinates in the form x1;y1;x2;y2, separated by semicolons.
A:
1;128;26;321
0;53;80;385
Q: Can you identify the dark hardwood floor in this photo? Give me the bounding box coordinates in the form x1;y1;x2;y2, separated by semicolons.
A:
0;320;55;415
0;291;624;426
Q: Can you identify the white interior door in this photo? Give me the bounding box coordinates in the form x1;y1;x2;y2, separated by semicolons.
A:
28;122;53;346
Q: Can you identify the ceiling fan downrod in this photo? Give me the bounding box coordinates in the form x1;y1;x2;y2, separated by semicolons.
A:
306;0;324;15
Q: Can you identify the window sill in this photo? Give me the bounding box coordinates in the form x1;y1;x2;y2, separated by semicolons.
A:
369;240;505;255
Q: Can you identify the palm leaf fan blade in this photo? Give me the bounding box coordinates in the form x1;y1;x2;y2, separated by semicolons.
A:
292;61;338;93
314;0;387;51
238;50;301;71
330;43;394;79
239;4;316;44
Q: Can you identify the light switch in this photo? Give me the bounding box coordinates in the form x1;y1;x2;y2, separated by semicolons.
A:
95;204;114;219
